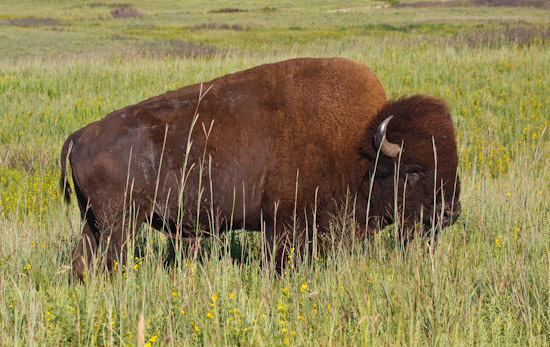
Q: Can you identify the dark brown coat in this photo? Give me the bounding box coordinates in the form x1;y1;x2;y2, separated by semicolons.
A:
60;57;460;279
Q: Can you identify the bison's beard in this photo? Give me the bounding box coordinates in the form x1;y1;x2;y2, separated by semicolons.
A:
424;199;461;230
413;198;461;240
362;195;461;241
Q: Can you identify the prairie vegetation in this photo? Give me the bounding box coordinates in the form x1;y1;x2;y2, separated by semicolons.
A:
0;0;549;345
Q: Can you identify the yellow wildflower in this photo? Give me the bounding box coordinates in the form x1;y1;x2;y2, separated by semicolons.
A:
300;282;307;292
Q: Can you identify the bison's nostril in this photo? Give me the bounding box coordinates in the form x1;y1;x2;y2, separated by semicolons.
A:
452;201;461;217
444;201;461;224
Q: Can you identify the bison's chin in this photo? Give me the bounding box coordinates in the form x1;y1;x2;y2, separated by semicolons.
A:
420;199;461;234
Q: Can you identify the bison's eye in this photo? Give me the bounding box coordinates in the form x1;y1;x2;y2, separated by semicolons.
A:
403;165;425;187
406;172;421;186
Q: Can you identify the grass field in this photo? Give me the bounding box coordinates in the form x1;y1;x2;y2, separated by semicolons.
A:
1;0;549;345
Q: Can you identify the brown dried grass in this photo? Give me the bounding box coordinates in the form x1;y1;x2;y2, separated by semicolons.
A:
140;40;228;58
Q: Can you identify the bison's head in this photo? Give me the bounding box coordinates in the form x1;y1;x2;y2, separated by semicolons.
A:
360;95;461;238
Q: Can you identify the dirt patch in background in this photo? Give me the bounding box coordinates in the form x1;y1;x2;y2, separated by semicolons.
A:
1;17;60;26
208;8;248;14
394;2;452;8
192;23;247;31
449;25;550;46
111;7;144;18
471;0;549;6
88;2;132;8
395;0;549;7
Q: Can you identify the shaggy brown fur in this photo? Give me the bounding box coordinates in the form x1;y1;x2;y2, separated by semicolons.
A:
60;58;460;280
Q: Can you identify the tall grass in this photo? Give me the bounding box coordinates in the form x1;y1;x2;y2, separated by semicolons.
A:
1;2;549;345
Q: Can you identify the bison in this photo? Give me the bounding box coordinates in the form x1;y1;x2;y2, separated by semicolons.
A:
60;57;460;280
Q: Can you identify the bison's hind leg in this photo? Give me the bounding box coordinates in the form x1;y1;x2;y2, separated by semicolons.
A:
70;180;101;282
71;195;101;282
73;220;100;282
72;184;148;281
96;206;147;275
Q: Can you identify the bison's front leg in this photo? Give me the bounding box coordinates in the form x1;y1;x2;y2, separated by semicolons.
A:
263;220;287;272
263;220;285;272
264;220;305;273
72;222;99;282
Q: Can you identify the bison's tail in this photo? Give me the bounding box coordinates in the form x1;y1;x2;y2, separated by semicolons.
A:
59;135;74;204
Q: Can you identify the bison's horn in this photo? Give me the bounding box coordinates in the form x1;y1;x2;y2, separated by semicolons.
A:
374;115;401;158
